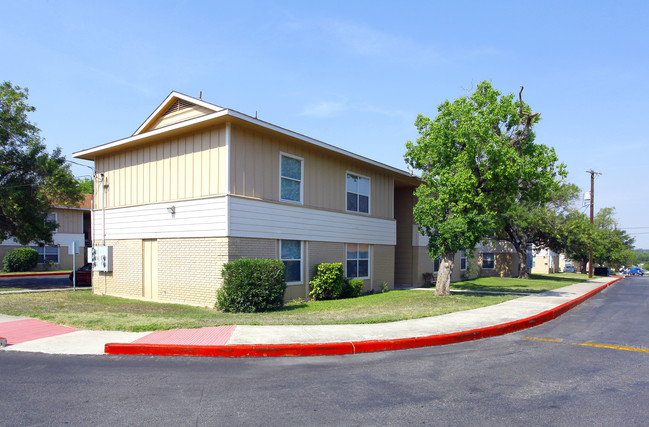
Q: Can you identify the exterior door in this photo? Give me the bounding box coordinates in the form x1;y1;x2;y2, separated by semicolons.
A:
142;239;158;300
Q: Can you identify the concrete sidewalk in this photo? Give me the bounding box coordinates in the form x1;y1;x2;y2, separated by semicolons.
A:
0;276;621;357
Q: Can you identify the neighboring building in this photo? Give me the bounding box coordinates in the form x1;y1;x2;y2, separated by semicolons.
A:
528;246;561;274
0;194;93;270
73;91;434;307
476;241;521;278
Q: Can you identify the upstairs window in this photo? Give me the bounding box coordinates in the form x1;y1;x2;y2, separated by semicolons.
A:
280;154;303;203
47;213;58;232
346;243;369;278
346;173;369;213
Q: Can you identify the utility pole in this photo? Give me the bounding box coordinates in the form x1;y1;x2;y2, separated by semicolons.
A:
587;169;601;278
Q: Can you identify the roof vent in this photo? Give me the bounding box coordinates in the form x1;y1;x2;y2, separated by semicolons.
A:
161;99;196;118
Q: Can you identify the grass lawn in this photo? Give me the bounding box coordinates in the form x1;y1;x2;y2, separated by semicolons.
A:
0;288;25;292
0;273;589;332
451;273;588;294
0;289;518;332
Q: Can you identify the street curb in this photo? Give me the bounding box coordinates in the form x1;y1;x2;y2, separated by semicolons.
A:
105;277;621;358
0;272;70;278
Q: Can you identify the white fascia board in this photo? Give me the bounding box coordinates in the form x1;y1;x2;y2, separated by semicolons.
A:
74;104;417;180
132;91;226;136
73;109;231;160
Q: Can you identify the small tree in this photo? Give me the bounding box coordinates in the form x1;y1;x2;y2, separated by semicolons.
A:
405;82;562;295
0;81;82;245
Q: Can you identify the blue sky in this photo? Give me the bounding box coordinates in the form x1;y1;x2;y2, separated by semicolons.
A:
3;0;648;248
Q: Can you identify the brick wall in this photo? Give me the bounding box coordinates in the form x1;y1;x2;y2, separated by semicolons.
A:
92;239;143;299
157;237;229;307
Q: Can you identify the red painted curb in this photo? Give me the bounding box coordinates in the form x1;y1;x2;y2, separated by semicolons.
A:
0;272;70;278
105;278;621;358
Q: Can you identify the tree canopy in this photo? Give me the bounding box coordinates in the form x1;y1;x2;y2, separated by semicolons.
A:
405;81;565;294
0;81;81;245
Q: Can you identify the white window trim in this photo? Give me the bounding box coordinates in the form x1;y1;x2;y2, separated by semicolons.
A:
280;239;303;285
346;243;370;279
279;152;304;205
481;253;495;270
460;250;467;271
345;171;371;215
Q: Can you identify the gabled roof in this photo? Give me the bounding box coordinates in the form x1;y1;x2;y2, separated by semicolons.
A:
73;92;420;183
133;91;225;136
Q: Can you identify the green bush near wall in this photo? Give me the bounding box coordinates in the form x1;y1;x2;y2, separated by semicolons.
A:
341;278;364;298
2;247;39;272
216;258;287;313
309;263;345;300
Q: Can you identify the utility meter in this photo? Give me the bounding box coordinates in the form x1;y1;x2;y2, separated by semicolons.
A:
88;246;113;272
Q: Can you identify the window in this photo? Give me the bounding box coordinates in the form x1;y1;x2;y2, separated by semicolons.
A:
482;253;495;269
46;213;58;232
346;173;369;213
433;256;441;273
30;246;59;264
280;154;303;203
280;240;302;283
460;251;467;270
346;243;369;278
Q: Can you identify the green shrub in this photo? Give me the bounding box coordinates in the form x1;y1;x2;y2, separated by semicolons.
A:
216;258;287;313
340;278;364;299
309;263;345;300
2;247;39;272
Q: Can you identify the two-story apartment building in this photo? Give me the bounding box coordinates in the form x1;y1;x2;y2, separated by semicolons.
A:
75;92;449;307
0;194;92;270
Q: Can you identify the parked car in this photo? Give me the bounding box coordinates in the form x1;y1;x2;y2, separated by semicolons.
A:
69;263;92;285
627;268;644;276
563;265;577;273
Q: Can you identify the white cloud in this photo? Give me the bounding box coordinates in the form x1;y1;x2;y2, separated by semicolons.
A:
299;98;348;117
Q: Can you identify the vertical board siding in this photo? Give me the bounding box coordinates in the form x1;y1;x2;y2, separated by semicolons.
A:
230;127;394;219
95;126;226;208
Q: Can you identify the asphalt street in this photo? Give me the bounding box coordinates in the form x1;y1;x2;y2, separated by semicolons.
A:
0;275;88;290
0;276;647;426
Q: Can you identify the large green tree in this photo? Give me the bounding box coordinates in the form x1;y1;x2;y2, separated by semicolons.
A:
497;181;576;278
0;81;81;245
592;208;635;268
405;81;564;295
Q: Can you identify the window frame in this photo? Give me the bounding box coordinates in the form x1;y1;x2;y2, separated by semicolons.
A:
30;245;60;264
280;240;302;284
460;250;467;271
345;172;371;215
47;212;58;233
346;243;370;279
433;256;441;273
481;253;495;269
279;152;304;204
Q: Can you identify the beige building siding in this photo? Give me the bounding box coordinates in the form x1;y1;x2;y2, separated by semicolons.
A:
52;208;83;234
95;126;227;209
230;126;394;219
393;188;415;285
478;253;521;278
372;244;394;291
147;105;215;132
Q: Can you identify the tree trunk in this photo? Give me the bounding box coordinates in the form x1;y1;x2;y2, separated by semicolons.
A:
580;257;588;274
435;252;455;296
517;248;530;279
